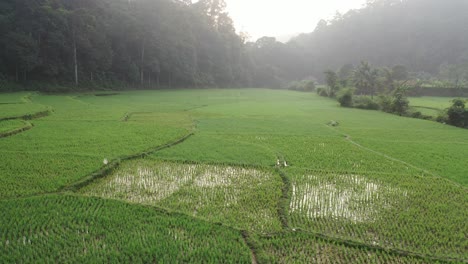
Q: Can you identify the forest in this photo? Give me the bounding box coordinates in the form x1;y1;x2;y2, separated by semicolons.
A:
0;0;468;91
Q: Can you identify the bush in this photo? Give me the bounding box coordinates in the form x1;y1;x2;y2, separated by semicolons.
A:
354;96;380;110
436;112;448;124
447;99;467;128
377;95;393;113
327;120;339;127
337;88;354;107
316;87;329;97
287;80;315;92
411;111;422;118
391;91;409;116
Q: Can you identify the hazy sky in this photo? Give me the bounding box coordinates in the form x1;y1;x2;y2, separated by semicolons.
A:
225;0;368;42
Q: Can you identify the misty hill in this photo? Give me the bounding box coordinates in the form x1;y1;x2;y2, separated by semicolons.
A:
286;0;468;80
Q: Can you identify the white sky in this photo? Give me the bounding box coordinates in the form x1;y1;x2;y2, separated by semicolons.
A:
224;0;368;42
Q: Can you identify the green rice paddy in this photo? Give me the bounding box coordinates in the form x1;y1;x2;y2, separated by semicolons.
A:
0;89;466;262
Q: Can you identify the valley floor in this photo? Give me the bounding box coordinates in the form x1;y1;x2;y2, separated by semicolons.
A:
0;89;466;263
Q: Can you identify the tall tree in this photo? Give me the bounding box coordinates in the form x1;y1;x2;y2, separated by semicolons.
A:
324;70;340;97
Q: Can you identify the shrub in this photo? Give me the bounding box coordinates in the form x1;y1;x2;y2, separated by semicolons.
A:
391;91;409;116
337;88;354;107
354;96;380;110
436;112;448;124
316;87;329;97
302;80;316;91
287;80;315;92
447;99;467;128
377;95;393;113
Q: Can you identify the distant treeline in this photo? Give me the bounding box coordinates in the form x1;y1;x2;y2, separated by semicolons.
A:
409;87;468;97
252;0;468;87
1;0;468;91
0;0;258;91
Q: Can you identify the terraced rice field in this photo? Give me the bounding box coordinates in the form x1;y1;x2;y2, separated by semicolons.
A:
0;90;466;262
409;96;466;117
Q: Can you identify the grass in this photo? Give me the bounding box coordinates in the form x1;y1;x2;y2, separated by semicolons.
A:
286;168;467;259
409;96;460;110
0;195;251;263
0;120;26;134
0;89;466;262
260;232;430;263
409;96;467;117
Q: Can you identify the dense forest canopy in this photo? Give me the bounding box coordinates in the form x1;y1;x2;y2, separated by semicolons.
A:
0;0;467;91
0;0;254;89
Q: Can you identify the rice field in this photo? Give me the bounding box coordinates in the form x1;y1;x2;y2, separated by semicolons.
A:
0;195;251;263
409;96;467;117
0;89;466;263
80;160;283;232
287;168;467;259
0;119;27;134
260;232;431;263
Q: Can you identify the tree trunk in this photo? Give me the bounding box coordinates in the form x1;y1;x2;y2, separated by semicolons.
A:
15;64;19;82
148;72;151;87
73;34;78;86
170;72;173;88
140;39;145;86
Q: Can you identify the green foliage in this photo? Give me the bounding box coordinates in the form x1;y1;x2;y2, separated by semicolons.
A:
287;80;315;92
447;99;467;128
0;0;252;88
338;64;354;87
353;96;380;110
377;94;393;113
316;87;329;97
353;61;379;97
391;88;410;116
406;110;432;120
324;70;340;97
337;88;354;107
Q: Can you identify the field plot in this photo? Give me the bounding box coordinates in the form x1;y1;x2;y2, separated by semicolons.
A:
409;96;462;117
80;160;283;232
287;168;467;259
339;115;468;185
260;232;428;263
0;100;48;120
0;195;251;263
0;93;193;198
0;119;27;134
0;92;31;104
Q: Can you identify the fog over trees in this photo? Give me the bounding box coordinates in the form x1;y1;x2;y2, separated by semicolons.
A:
0;0;467;91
